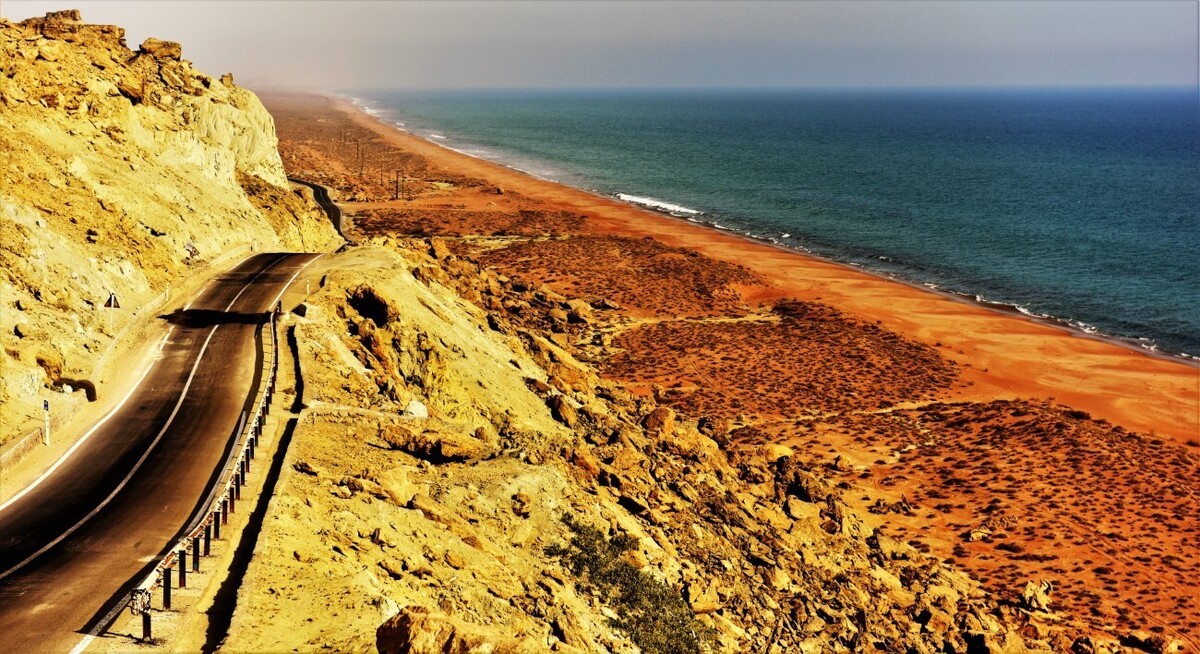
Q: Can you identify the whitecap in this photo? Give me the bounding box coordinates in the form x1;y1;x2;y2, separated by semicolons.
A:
616;193;701;216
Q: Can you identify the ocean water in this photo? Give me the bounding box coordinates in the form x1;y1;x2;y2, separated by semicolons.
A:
350;88;1200;358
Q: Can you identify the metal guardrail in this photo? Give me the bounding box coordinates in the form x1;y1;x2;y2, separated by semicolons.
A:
124;306;281;640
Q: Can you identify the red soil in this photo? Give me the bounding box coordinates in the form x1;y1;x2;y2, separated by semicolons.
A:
260;91;1200;647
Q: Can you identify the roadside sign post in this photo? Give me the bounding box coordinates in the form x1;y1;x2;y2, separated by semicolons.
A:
104;292;121;333
42;399;49;446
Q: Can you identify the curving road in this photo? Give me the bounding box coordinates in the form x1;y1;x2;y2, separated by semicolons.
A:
0;252;317;652
288;177;345;240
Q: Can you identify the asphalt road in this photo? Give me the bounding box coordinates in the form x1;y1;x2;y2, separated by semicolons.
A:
288;177;344;239
0;252;317;652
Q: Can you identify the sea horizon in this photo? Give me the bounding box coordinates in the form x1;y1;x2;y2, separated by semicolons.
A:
345;86;1200;359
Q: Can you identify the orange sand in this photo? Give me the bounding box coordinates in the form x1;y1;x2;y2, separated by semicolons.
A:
327;95;1197;443
262;91;1200;643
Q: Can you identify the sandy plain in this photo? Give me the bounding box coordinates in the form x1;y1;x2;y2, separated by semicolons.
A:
260;91;1198;645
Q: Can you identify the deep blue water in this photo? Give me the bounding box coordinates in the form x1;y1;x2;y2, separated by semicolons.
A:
350;88;1200;358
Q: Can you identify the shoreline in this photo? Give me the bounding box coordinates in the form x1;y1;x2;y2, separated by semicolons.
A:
343;93;1198;366
323;92;1198;442
342;92;1198;368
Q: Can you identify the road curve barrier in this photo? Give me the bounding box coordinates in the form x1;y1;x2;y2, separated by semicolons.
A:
123;305;281;641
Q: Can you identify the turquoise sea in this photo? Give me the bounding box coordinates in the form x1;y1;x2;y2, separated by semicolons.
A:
349;88;1200;358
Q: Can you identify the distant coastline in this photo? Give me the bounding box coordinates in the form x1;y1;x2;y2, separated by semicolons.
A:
343;92;1200;365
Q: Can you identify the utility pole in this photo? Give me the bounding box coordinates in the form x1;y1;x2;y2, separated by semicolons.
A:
43;399;50;446
393;170;399;200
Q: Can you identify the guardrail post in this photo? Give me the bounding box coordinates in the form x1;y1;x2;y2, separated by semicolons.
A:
193;537;200;572
204;522;212;555
222;498;229;524
163;568;172;609
143;611;152;641
178;548;187;588
229;487;236;513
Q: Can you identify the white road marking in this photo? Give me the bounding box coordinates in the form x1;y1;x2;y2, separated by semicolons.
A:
0;256;284;583
0;327;172;515
0;253;258;515
58;255;301;653
270;253;323;308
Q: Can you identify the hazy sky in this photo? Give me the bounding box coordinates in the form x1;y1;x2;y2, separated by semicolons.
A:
4;1;1197;90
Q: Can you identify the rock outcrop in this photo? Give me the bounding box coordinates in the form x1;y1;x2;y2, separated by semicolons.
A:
224;241;1050;653
0;10;341;442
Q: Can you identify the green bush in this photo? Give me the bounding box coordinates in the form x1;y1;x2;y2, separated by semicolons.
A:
546;513;711;654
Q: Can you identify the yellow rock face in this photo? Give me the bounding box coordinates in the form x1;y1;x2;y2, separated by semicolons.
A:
0;11;341;440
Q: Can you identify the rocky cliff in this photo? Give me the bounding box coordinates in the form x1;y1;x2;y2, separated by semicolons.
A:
0;11;340;441
224;239;1060;654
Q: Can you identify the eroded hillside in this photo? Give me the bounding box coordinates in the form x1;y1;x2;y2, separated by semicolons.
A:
0;11;341;442
217;239;1064;653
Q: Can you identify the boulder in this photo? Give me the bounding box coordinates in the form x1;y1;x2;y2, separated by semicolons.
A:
403;399;428;418
36;41;65;63
1018;579;1053;611
379;423;493;463
767;566;792;592
377;606;539;654
641;406;676;438
566;299;594;324
550;606;591;648
697;415;729;437
293;460;322;477
686;581;722;615
569;448;601;478
139;38;182;61
378;467;420;506
547;394;578;428
427;237;452;261
759;443;793;463
116;76;144;104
